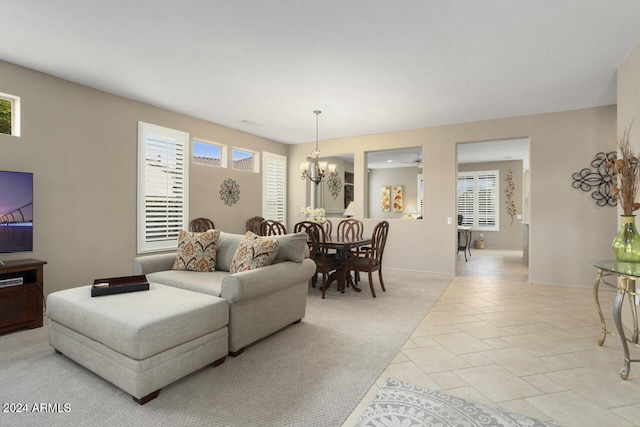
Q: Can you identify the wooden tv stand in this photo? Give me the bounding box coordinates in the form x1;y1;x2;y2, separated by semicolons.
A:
0;259;47;334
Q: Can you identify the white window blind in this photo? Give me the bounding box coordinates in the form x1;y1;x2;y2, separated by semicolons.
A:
262;152;287;223
456;170;498;231
137;122;189;253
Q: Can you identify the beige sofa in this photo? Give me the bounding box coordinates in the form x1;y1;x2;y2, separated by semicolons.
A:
132;231;316;356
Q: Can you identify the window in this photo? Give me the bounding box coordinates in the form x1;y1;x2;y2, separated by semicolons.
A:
262;152;287;223
137;122;189;253
193;139;226;167
457;170;499;231
232;148;259;172
0;92;20;136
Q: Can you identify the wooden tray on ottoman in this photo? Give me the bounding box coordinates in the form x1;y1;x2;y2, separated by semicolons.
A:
91;275;150;297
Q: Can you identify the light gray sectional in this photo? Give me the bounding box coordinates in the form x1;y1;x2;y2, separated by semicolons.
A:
132;231;316;355
48;230;315;404
48;283;230;404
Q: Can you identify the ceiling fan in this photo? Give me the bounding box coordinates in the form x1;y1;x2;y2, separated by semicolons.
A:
402;155;423;167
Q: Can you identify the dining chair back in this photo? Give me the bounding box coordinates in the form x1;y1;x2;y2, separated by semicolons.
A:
189;217;215;232
336;219;363;241
346;220;389;297
323;219;333;241
260;219;287;236
293;221;340;299
245;216;264;234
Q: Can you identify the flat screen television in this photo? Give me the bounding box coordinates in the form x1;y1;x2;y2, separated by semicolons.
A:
0;170;33;254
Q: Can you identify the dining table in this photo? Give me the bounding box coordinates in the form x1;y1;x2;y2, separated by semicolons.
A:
322;236;372;293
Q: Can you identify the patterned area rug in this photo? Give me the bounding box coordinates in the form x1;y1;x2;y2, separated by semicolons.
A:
357;379;558;427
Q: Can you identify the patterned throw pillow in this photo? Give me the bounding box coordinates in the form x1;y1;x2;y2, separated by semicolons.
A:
172;229;220;272
230;231;279;273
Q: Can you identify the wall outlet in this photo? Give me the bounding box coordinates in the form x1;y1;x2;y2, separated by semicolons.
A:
447;217;452;225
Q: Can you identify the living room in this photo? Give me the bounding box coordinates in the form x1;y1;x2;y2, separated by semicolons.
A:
1;1;640;426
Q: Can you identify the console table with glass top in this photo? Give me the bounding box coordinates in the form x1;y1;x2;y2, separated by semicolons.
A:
592;260;640;379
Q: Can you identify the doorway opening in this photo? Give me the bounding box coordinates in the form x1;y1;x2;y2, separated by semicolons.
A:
456;138;530;281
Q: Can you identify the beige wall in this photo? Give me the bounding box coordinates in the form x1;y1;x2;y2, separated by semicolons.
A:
0;54;625;293
617;42;640;330
0;60;286;296
458;160;524;250
289;106;618;286
618;42;640;148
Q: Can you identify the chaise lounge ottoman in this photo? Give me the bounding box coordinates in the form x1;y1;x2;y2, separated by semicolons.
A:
47;283;229;404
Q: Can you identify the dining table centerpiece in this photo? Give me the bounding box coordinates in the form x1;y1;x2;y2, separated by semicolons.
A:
609;123;640;262
300;206;326;224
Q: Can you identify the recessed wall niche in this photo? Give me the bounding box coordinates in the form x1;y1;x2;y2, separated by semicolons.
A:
366;147;423;219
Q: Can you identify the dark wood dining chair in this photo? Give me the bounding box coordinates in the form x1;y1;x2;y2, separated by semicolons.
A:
344;220;389;297
260;219;287;236
294;221;340;299
245;216;264;234
336;218;363;241
189;217;215;232
323;219;333;241
337;218;365;280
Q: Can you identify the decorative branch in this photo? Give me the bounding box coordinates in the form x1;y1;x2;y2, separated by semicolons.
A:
505;169;516;225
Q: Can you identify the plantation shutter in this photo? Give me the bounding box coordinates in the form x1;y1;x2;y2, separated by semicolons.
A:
262;152;287;223
457;170;498;231
456;174;474;226
137;122;189;253
477;172;497;227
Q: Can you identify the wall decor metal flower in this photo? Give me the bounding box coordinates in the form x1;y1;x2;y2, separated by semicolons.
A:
219;178;240;206
571;151;617;207
327;172;342;199
505;169;516;224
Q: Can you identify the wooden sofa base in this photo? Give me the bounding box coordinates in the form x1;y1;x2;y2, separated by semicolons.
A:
130;355;227;405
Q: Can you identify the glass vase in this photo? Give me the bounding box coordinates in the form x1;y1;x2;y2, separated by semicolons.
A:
612;215;640;262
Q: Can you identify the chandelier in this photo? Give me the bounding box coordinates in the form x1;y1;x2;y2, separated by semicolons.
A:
300;110;336;185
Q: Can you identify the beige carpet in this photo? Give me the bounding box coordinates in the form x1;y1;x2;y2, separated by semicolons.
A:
0;270;450;427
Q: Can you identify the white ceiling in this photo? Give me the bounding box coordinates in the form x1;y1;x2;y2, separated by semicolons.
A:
2;0;640;151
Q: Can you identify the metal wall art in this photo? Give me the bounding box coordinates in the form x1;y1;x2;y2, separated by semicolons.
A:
571;151;617;207
505;169;516;224
327;172;342;199
219;178;240;206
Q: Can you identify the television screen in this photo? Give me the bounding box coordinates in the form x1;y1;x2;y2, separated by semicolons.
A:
0;171;33;253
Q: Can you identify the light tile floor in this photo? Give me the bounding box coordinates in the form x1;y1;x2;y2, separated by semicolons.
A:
342;250;640;427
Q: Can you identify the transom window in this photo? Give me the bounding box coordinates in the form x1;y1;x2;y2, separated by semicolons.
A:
232;148;259;172
457;170;499;231
0;92;20;136
193;139;226;167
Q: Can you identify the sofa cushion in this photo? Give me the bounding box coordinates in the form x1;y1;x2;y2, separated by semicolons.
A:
263;232;309;263
230;231;279;273
47;283;228;360
216;232;244;272
146;270;228;297
172;229;220;272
